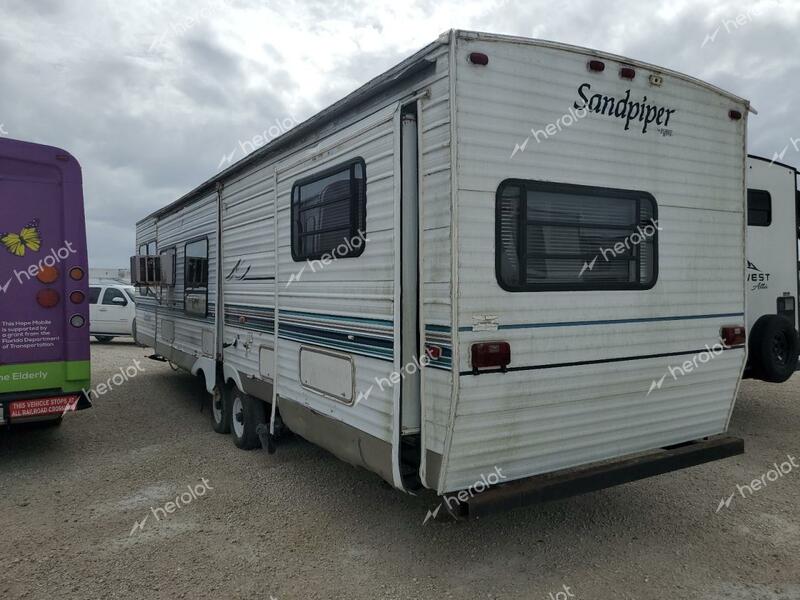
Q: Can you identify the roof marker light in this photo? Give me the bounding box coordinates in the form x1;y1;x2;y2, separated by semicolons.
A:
588;60;605;72
729;110;742;121
620;67;635;80
468;52;489;66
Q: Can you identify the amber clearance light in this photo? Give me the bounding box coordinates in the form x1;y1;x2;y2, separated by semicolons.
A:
69;267;85;281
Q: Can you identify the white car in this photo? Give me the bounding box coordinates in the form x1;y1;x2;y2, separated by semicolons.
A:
88;283;136;342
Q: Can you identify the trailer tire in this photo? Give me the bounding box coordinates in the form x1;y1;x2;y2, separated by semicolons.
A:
210;385;231;434
749;315;800;383
230;389;265;450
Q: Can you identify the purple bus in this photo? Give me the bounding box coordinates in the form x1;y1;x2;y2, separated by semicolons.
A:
0;138;91;426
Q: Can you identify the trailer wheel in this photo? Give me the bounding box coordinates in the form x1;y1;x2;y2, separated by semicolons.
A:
749;315;800;383
210;385;231;434
230;388;265;450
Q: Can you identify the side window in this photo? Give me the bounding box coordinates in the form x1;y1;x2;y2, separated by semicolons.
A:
291;158;366;261
747;189;772;227
88;286;101;304
102;287;128;306
160;247;177;286
147;241;157;255
138;244;147;255
496;180;658;292
184;238;209;317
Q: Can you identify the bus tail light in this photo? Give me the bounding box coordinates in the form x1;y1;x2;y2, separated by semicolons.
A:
471;341;511;373
69;267;85;281
37;266;59;284
36;288;60;308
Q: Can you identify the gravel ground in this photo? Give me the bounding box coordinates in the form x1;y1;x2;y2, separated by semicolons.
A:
1;341;798;600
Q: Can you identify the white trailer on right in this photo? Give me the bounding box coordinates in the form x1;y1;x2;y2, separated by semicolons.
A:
745;154;800;382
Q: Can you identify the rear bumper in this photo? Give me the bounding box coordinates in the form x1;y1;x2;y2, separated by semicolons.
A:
445;435;744;519
0;389;92;425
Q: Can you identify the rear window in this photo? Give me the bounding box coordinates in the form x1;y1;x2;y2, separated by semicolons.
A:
747;189;772;227
496;180;658;292
88;286;101;304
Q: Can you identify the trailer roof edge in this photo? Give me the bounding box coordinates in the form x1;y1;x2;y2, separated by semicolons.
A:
136;37;446;225
137;29;752;225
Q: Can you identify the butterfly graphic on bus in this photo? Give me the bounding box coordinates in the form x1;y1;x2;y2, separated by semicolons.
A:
1;218;42;257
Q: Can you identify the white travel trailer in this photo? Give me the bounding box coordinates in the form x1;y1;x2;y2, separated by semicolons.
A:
744;155;800;382
133;30;750;517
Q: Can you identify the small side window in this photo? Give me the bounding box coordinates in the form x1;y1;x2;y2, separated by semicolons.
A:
291;158;367;261
184;238;209;317
747;189;772;227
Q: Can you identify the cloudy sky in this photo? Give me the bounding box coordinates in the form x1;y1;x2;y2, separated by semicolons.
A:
0;0;798;266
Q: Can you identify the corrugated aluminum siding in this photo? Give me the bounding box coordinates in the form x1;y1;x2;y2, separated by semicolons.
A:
441;34;748;492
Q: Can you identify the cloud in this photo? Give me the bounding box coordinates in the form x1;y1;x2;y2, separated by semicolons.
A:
0;0;798;267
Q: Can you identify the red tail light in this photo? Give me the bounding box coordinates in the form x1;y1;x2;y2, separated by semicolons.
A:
471;341;511;373
37;288;60;308
37;266;59;284
69;267;85;281
69;291;85;304
721;325;746;347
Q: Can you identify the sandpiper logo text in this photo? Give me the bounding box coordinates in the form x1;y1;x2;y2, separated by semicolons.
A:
573;83;677;135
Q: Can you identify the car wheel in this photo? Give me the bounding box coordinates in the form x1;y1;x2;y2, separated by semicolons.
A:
211;385;231;434
748;315;800;383
230;388;266;450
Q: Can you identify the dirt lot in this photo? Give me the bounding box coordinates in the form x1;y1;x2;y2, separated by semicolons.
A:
1;341;798;600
